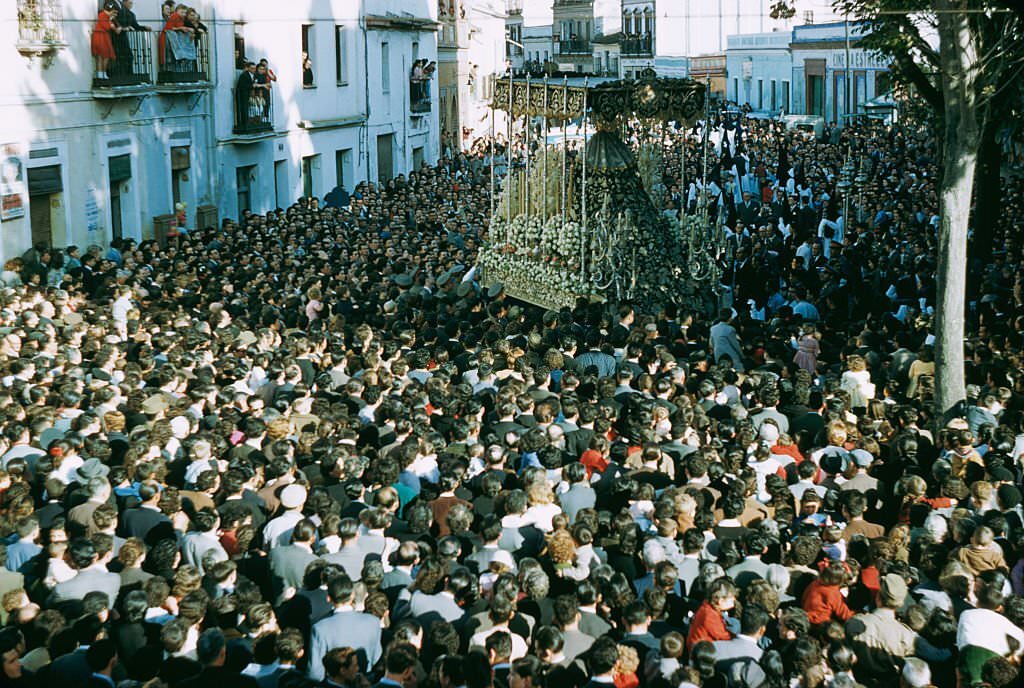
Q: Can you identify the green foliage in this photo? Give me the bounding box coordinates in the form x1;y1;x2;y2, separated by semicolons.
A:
769;1;796;20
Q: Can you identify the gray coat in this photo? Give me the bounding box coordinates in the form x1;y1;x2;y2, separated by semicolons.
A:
559;485;596;522
307;609;383;680
269;544;318;599
50;567;121;607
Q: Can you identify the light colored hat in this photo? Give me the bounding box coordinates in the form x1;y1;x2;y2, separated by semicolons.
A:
851;449;874;468
758;423;780;444
74;458;110;483
141;395;169;415
879;573;908;607
234;331;258;349
170;415;191;439
280;484;307;509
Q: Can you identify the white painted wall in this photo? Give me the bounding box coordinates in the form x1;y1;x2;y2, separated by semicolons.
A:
1;0;440;261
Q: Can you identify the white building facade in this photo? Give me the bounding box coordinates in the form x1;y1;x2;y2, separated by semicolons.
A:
725;21;892;124
0;0;439;261
726;31;794;115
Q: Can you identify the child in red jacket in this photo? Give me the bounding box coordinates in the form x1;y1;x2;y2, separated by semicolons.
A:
801;560;855;626
686;578;737;650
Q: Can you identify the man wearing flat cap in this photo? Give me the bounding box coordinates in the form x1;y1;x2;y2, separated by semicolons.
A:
846;573;949;684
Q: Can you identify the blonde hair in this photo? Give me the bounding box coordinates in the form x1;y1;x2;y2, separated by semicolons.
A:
527;482;554;506
104;411;126;433
546;529;576;565
847;355;867;372
266;416;294;440
614;645;640;676
825;421;848;447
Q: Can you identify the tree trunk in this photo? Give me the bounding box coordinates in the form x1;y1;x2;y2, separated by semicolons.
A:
934;0;982;426
972;117;1001;263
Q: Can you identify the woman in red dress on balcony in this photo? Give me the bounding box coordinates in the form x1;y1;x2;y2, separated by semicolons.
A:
90;3;119;82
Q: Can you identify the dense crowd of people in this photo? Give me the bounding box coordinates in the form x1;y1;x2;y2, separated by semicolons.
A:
0;103;1022;688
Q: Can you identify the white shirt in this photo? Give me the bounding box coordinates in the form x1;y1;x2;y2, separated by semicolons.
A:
957;608;1024;656
112;296;132;324
262;511;304;550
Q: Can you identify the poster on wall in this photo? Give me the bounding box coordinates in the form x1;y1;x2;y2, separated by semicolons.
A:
85;186;100;236
0;143;25;221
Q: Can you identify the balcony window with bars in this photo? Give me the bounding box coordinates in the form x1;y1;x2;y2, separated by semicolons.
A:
17;0;63;44
17;0;66;65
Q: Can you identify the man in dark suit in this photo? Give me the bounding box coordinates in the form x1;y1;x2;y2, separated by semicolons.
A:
789;390;826;447
737;192;761;226
307;577;383;681
619;601;659;667
269;520;319;603
256;629;306;688
118;480;172;543
321;647;363;688
370;643;417;688
86;638;119;688
181;628;259;688
235;61;258;127
42;614;106;683
582;636;620;688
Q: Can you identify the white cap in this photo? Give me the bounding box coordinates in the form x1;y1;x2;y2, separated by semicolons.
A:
280;484;307;509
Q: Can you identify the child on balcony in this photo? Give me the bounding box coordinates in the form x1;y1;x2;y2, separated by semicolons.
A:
91;2;120;82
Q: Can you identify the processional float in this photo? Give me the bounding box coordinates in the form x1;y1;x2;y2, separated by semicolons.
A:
479;69;729;312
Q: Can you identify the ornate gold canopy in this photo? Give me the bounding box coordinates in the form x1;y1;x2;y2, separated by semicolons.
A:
491;72;706;127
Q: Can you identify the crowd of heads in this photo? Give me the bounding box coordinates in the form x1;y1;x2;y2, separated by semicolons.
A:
0;101;1021;688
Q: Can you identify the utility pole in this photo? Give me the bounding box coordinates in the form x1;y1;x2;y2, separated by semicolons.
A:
844;18;852;125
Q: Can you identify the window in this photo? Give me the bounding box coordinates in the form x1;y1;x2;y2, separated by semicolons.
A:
236;165;254;213
782;81;790;112
412;41;419;64
733;78;738;101
381;42;390;93
302;155;319;199
757;80;763;109
234;23;246;69
770;80;777;111
335;26;347;84
302;24;316;87
335;149;353;189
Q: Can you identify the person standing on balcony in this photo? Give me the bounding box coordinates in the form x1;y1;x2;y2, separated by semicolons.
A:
111;0;149;78
159;4;193;72
235;61;257;128
185;9;208;75
90;3;120;82
255;63;273;118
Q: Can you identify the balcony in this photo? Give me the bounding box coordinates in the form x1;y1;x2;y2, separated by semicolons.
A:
620;35;652;56
92;30;153;94
233;84;275;138
16;0;67;66
411;79;432;114
557;38;591;55
157;31;210;91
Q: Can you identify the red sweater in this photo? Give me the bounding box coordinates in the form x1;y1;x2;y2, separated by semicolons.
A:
801;579;854;625
687;601;732;649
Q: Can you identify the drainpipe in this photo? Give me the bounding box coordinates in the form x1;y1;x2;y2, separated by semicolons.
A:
362;16;372;183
